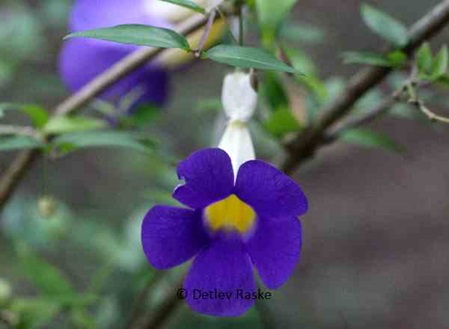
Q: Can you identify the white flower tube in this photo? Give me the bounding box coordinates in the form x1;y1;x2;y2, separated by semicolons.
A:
218;71;258;175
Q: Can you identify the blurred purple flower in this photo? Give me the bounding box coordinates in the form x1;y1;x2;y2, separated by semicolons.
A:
58;0;171;110
141;148;308;316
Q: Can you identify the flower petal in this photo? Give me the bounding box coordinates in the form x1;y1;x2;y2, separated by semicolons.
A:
247;216;302;289
173;148;234;209
69;0;168;32
141;205;208;269
60;0;171;108
184;235;256;316
235;160;308;218
59;39;169;107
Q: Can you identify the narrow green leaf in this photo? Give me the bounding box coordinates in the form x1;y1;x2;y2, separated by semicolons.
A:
264;107;302;137
160;0;205;14
361;4;408;47
343;51;392;67
11;298;60;328
256;0;298;45
52;131;154;154
261;72;289;110
416;43;433;74
283;48;327;100
340;128;404;153
65;24;190;50
344;50;406;68
0;103;49;128
205;45;297;73
196;98;222;113
387;50;407;67
123;105;159;127
17;243;74;296
0;136;43;152
297;75;328;103
281;23;326;44
430;45;448;80
256;0;298;29
283;47;317;75
435;74;449;87
43;116;106;134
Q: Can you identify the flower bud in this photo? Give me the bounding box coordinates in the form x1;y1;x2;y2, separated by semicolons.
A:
221;72;258;123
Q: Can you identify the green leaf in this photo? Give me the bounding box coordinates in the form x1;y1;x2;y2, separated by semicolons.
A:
256;0;298;45
344;50;407;68
261;72;289;110
11;298;60;328
264;107;302;137
43;116;106;134
361;4;408;47
430;45;448;80
416;43;433;74
205;45;297;73
297;75;328;103
52;131;154;154
17;243;74;296
387;50;407;67
0;136;43;152
196;98;222;113
340;128;404;153
281;23;326;44
283;47;317;75
65;24;190;50
343;51;392;67
122;105;160;127
160;0;205;14
0;103;49;128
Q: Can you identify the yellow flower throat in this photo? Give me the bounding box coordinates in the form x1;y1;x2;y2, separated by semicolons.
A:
205;194;256;234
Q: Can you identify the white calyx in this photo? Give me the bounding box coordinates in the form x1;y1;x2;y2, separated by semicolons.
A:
218;71;258;175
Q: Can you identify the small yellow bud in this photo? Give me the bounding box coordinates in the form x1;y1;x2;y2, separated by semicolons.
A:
38;196;57;218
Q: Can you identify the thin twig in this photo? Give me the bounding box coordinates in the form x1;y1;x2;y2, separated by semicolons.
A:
409;99;449;123
126;272;165;329
141;278;184;329
325;78;413;141
324;95;398;143
281;0;449;174
238;3;244;46
194;9;217;57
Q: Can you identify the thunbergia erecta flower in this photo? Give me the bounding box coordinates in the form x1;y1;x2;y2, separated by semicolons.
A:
142;71;308;316
59;0;172;109
59;0;223;111
141;148;308;316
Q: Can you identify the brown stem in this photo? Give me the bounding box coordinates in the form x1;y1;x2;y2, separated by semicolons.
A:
126;272;166;329
194;9;217;57
140;278;184;329
281;0;449;174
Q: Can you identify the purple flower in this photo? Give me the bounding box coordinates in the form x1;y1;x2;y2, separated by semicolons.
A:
141;148;308;316
58;0;170;109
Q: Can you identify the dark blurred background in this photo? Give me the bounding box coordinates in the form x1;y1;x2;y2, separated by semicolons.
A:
1;0;448;328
